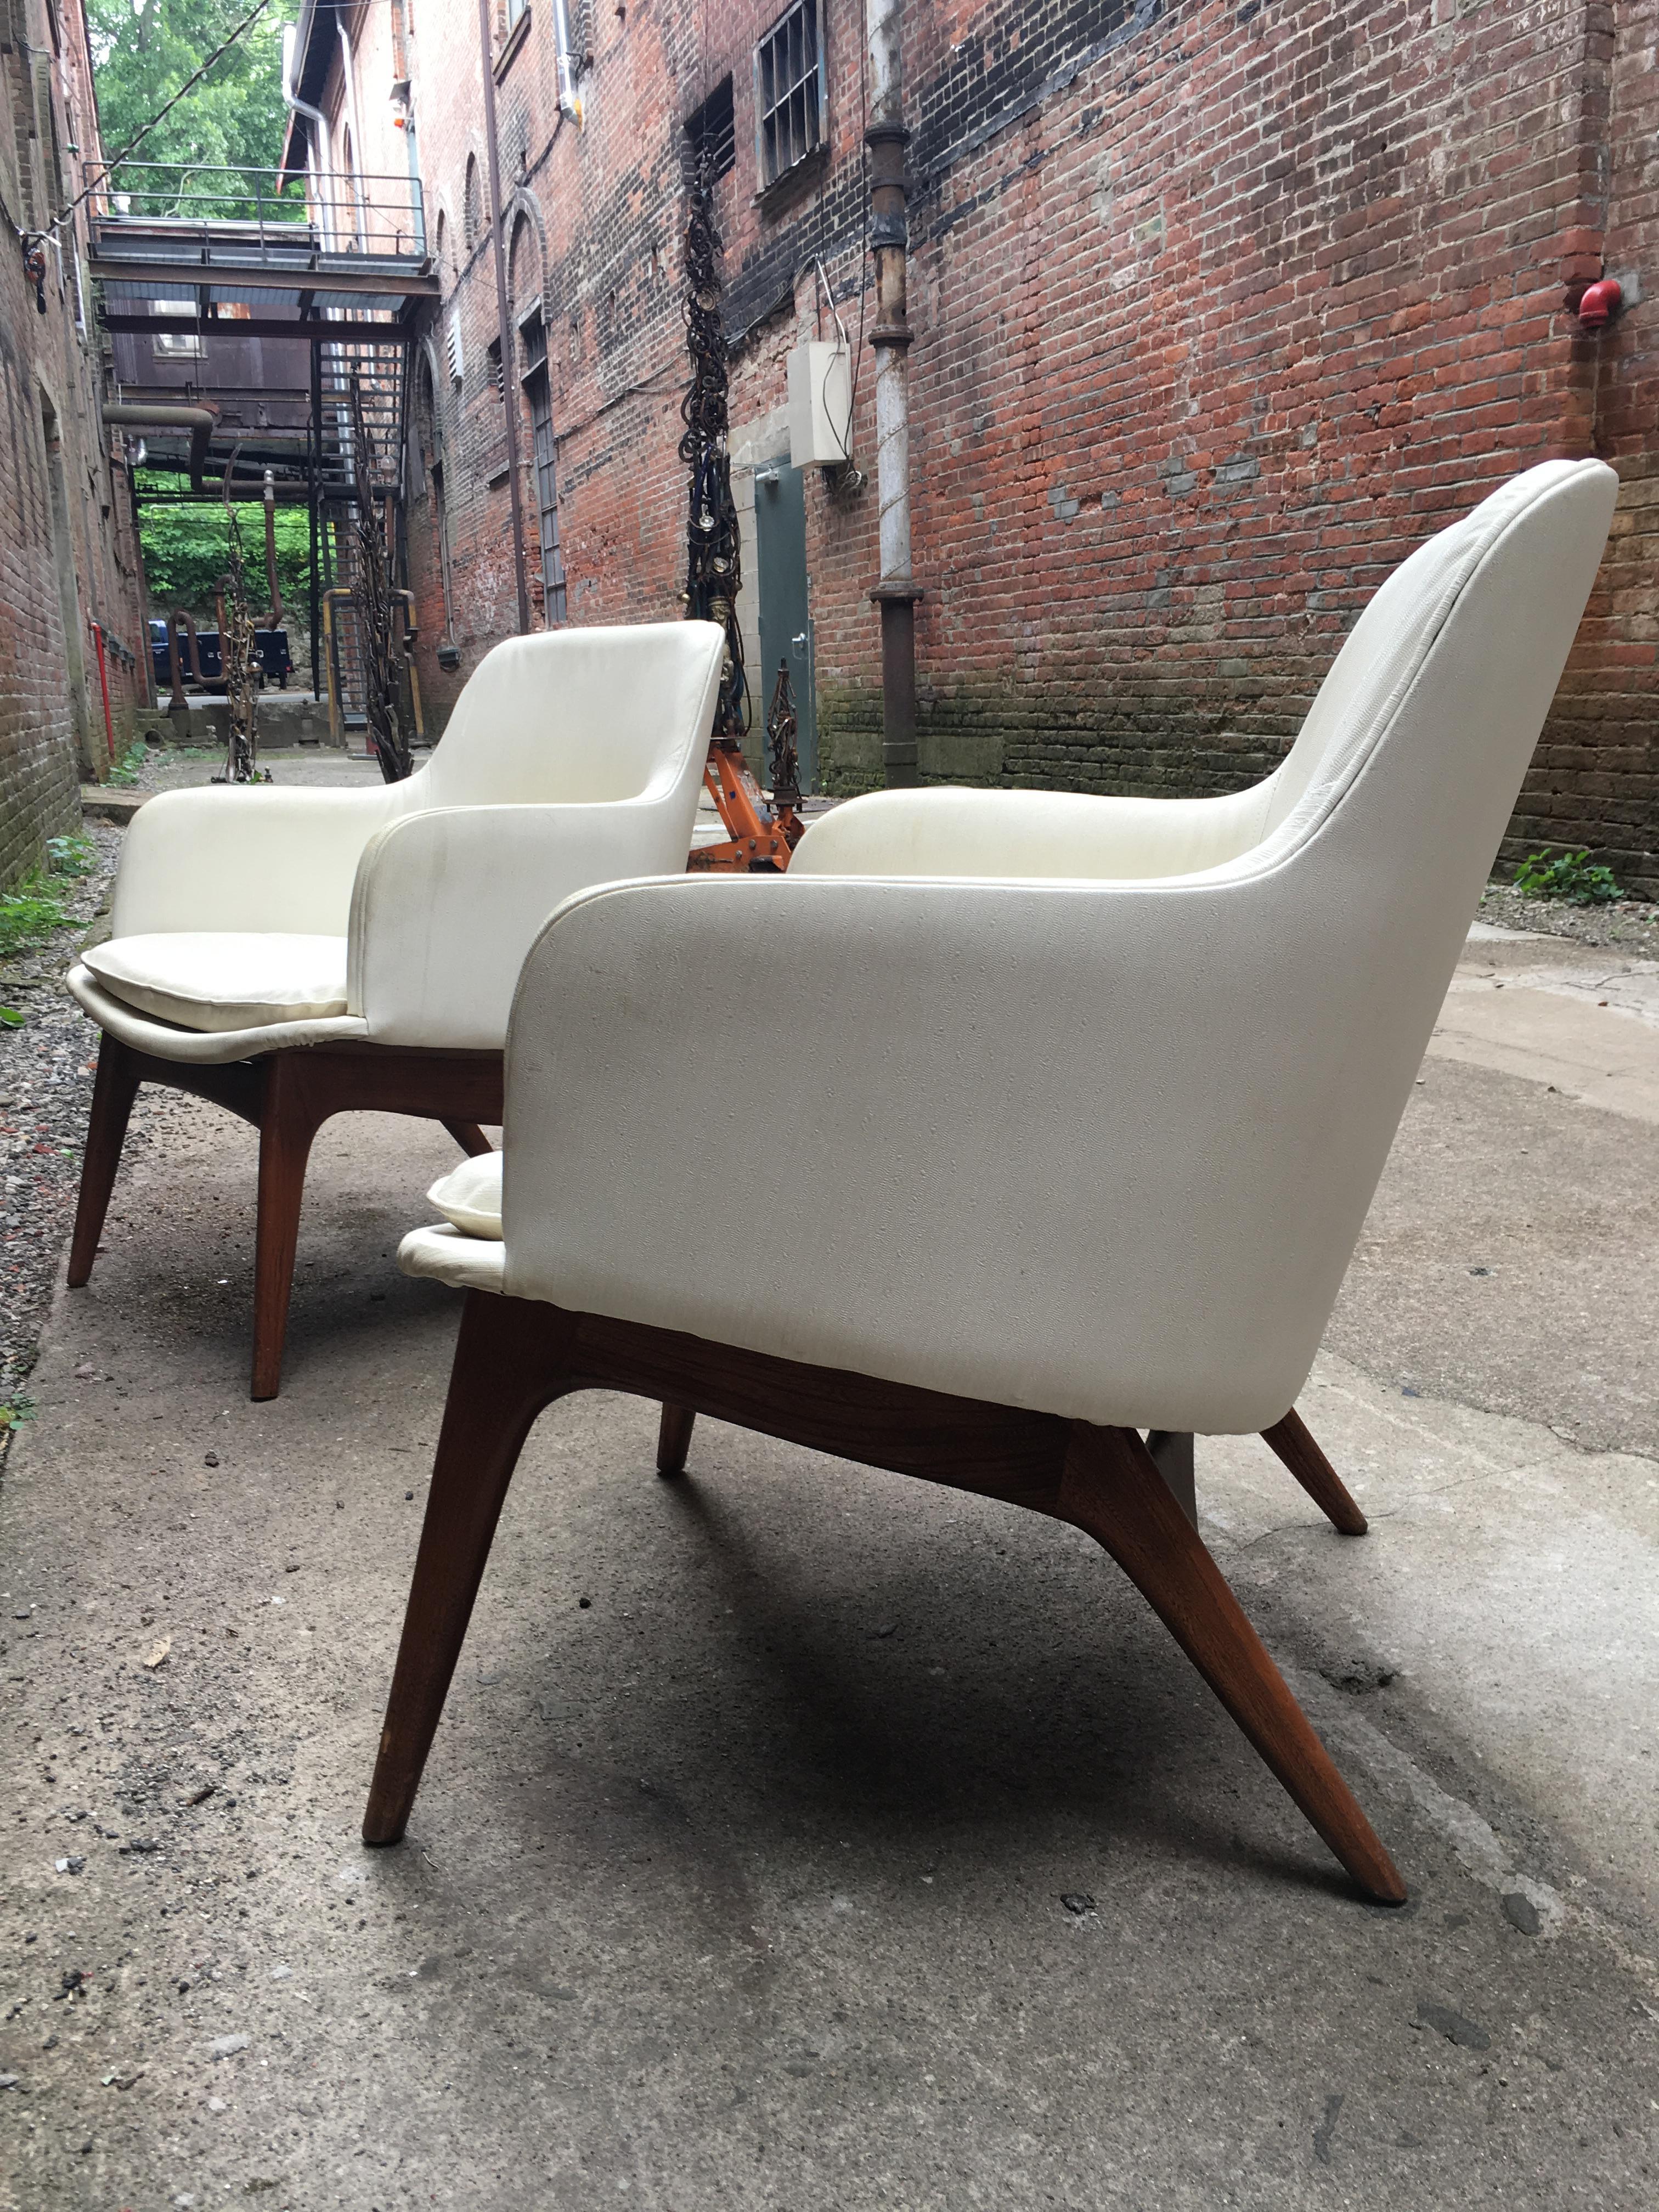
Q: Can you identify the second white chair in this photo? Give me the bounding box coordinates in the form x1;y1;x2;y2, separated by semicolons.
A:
65;622;726;1398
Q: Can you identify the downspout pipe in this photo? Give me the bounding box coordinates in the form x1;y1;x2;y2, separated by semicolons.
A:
281;21;335;249
477;0;532;634
337;19;371;242
550;0;583;123
102;402;219;490
866;0;920;788
261;469;283;628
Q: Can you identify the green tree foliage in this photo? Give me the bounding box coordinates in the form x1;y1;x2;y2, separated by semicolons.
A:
138;474;311;623
87;2;298;215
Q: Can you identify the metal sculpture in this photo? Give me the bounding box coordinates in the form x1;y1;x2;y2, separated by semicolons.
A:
215;461;267;785
679;141;803;871
351;378;416;783
679;143;748;738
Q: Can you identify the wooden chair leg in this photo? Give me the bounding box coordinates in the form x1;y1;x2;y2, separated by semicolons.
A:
67;1036;142;1288
251;1057;326;1402
657;1403;696;1477
439;1118;494;1157
1260;1409;1368;1536
1058;1423;1405;1903
363;1293;576;1845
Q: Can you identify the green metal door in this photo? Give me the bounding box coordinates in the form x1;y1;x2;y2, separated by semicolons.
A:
753;459;816;791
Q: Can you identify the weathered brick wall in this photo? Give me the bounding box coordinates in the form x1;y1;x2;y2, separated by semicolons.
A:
1511;0;1659;883
0;0;149;890
394;0;1658;884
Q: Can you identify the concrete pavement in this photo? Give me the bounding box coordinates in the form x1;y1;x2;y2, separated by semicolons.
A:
2;925;1657;2209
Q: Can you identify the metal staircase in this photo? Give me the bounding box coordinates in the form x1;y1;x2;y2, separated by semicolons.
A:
89;164;437;714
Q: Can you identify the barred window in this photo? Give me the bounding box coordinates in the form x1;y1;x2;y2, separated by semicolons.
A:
755;1;824;189
684;76;735;184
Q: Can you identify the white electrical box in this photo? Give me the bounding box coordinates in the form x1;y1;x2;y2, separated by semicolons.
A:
787;341;853;468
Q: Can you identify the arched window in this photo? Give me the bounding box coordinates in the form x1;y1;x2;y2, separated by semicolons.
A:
462;155;482;250
434;208;448;283
507;213;539;314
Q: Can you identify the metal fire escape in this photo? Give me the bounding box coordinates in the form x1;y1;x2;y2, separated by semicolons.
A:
87;163;437;729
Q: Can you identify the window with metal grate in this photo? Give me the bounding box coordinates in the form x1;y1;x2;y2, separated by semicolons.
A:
684;75;735;184
755;1;824;189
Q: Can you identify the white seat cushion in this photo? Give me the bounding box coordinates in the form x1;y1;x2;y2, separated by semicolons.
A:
427;1149;503;1239
81;933;349;1034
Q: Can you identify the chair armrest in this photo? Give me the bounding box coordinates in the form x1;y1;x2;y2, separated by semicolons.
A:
111;783;407;938
349;802;700;1049
498;869;1428;1435
789;781;1277;882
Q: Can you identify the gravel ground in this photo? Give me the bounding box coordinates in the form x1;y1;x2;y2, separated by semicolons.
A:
1480;881;1659;955
1;825;132;1420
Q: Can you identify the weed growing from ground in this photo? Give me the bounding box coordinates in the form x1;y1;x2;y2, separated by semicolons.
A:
105;740;150;787
1510;848;1624;905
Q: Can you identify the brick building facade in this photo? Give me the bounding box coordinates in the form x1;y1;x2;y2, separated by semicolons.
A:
297;1;1659;888
0;0;149;890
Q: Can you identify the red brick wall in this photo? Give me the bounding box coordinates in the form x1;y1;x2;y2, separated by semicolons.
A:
0;0;149;888
395;0;1659;886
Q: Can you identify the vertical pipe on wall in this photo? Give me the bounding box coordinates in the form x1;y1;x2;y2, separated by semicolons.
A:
551;0;584;123
337;22;370;243
477;0;532;635
866;0;920;787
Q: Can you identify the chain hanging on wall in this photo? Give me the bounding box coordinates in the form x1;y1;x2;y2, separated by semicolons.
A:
351;377;415;783
766;661;802;813
213;455;267;786
679;140;748;736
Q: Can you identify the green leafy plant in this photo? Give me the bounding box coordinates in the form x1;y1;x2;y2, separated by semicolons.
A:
106;741;150;788
0;1006;24;1028
46;835;95;877
0;1395;38;1432
136;471;312;623
0;890;67;958
1511;848;1625;906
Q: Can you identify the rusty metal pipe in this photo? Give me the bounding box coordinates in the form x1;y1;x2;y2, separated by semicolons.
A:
261;469;282;627
865;0;920;787
103;402;219;490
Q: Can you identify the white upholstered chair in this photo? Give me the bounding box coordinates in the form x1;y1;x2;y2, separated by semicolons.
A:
65;622;726;1399
370;461;1616;1900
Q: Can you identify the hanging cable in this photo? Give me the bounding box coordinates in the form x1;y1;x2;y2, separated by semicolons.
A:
12;0;277;249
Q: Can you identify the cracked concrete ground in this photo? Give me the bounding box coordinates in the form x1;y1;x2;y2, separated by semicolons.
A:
2;921;1658;2210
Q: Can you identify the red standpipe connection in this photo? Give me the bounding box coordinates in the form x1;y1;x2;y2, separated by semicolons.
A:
1576;279;1623;330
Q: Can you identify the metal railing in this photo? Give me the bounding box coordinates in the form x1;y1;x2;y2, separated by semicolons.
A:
89;162;426;261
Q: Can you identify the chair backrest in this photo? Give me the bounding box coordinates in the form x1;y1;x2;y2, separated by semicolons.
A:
414;622;727;809
792;462;1612;888
1252;461;1606;848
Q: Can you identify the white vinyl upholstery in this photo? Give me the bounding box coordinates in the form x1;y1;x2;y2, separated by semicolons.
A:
82;623;726;1059
421;461;1613;1435
426;1150;503;1238
400;1222;507;1293
82;933;348;1032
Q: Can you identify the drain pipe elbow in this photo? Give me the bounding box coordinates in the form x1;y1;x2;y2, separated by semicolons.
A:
282;21;336;249
101;401;220;490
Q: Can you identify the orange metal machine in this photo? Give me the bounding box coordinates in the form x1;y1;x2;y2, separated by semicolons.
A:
688;662;806;873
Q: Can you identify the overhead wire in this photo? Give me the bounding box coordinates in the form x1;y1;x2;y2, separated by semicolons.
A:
13;0;278;249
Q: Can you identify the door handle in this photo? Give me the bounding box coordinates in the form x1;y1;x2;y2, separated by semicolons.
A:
791;631;808;651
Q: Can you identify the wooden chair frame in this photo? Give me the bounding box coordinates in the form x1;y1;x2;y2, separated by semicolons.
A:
363;1290;1405;1904
69;1035;499;1401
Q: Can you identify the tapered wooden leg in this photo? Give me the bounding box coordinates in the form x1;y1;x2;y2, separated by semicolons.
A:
1058;1423;1405;1903
67;1037;142;1288
440;1119;494;1157
363;1293;576;1845
657;1403;696;1477
1261;1409;1368;1536
251;1058;326;1402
